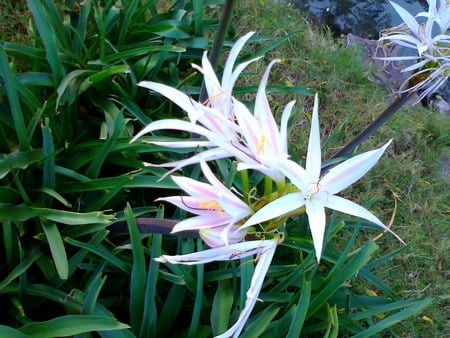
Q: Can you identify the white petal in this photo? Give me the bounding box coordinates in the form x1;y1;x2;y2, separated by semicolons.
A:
215;239;278;338
324;195;404;244
171;215;229;232
242;193;305;228
305;199;326;262
390;1;420;36
280;101;296;155
321;140;392;195
273;159;310;192
306;93;321;178
131;119;215;142
222;32;255;86
138;81;198;119
155;239;274;265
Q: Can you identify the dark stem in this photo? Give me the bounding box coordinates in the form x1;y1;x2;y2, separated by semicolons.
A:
109;217;199;237
199;0;235;103
322;91;411;173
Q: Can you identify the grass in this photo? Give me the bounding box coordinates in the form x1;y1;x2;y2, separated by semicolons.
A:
0;0;448;336
232;1;449;336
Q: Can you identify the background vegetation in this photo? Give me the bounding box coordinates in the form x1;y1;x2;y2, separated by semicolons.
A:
0;0;447;337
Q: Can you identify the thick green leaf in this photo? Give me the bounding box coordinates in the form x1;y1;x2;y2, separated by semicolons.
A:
308;240;379;317
64;237;129;273
352;297;433;338
0;250;41;290
286;280;311;338
18;315;129;337
0;149;43;179
0;45;30;150
241;303;280;338
41;220;69;279
0;205;114;224
27;0;66;83
125;204;146;334
0;325;28;338
211;278;234;335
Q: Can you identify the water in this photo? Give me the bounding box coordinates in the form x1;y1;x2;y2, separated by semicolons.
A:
293;0;428;38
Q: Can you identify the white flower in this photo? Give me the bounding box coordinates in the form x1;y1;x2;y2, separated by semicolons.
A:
233;59;295;182
242;94;404;261
378;0;450;100
158;162;252;245
155;238;279;338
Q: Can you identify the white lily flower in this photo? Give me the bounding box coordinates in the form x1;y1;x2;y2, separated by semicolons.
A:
234;60;296;182
158;162;252;245
132;33;296;181
378;0;450;100
155;238;279;338
242;94;404;261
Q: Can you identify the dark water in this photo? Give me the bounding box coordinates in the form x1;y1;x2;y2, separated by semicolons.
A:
293;0;428;38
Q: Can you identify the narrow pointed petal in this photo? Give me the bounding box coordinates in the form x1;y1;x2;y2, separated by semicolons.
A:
155;239;273;265
306;93;322;178
280;101;296;154
222;32;255;86
131;119;215;142
255;60;282;149
215;239;278;338
273;158;310;192
321;140;392;195
390;1;420;35
138;81;199;120
171;215;229;232
242;193;305;228
305;200;326;262
324;195;405;244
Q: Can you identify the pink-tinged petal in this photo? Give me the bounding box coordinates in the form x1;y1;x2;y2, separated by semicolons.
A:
199;226;247;248
171;215;229;232
154;239;274;265
324;195;405;244
255;60;282;149
215;239;278;338
242;193;305;228
321;140;392;195
170;175;219;199
305;199;326;262
138;81;199;120
233;98;260;153
195;51;221;99
306;93;321;178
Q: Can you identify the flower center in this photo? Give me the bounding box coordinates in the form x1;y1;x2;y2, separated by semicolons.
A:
257;134;270;155
306;180;320;200
199;199;224;216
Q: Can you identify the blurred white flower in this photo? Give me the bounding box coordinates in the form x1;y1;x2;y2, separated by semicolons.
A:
378;0;450;100
242;94;404;261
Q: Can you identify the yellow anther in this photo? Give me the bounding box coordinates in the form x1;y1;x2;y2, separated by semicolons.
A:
257;134;270;155
199;199;224;216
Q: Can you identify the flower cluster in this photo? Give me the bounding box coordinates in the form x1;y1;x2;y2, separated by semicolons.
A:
378;0;450;101
133;32;403;337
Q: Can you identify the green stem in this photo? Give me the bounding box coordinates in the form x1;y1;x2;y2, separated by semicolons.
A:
199;0;235;102
322;91;410;173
